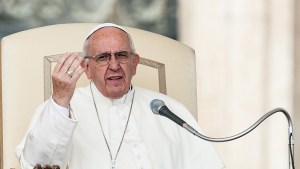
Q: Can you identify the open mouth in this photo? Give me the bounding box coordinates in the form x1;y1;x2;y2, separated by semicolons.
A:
107;76;123;81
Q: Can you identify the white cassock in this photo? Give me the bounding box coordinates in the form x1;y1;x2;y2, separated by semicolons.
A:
15;82;224;169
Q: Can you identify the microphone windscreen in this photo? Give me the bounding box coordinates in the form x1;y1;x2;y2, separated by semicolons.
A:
150;99;165;114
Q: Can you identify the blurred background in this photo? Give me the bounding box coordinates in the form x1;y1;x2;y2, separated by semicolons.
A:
0;0;299;168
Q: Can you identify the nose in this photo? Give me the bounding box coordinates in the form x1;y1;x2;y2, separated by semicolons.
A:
108;55;120;70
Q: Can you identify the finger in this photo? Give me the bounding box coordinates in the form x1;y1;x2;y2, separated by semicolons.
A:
66;54;84;76
64;55;83;79
34;164;42;169
60;53;79;75
44;164;52;169
53;53;71;74
52;165;60;169
70;66;86;81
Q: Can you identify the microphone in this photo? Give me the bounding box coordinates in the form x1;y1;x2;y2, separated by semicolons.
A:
150;99;295;169
150;99;199;135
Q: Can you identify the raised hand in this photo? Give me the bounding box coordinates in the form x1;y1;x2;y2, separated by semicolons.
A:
52;53;86;108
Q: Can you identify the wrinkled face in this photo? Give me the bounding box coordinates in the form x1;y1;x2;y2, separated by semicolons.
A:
83;27;139;99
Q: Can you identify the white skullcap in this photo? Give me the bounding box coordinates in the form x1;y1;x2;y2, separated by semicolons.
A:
85;23;129;41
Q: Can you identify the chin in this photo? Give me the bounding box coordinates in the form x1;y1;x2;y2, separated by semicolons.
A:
107;89;127;99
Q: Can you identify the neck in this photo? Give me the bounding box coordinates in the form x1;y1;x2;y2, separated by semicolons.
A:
90;81;133;105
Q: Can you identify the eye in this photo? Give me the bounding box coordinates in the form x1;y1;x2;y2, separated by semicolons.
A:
95;53;110;62
115;52;129;60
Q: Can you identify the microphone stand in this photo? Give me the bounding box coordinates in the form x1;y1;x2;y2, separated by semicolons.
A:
183;108;295;169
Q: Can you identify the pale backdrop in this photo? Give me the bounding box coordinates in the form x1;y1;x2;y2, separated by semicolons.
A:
178;0;296;169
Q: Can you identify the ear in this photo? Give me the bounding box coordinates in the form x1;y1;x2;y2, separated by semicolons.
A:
81;59;92;79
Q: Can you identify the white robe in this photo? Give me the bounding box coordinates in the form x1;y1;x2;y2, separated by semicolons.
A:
16;84;224;169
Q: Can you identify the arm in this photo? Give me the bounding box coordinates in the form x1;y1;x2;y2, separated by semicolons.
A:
15;53;85;169
15;98;78;169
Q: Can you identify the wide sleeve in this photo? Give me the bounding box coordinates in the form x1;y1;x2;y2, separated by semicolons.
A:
15;98;78;169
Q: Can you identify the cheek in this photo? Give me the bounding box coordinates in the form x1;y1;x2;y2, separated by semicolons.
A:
130;62;138;76
131;66;137;76
124;65;136;79
86;65;105;80
131;56;139;75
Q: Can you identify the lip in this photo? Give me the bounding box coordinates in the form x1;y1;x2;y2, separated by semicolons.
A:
106;74;124;84
107;75;123;80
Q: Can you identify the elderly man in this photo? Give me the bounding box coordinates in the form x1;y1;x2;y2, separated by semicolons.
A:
16;23;224;169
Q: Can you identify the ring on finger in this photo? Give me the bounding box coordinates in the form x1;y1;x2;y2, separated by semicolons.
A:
67;70;74;78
